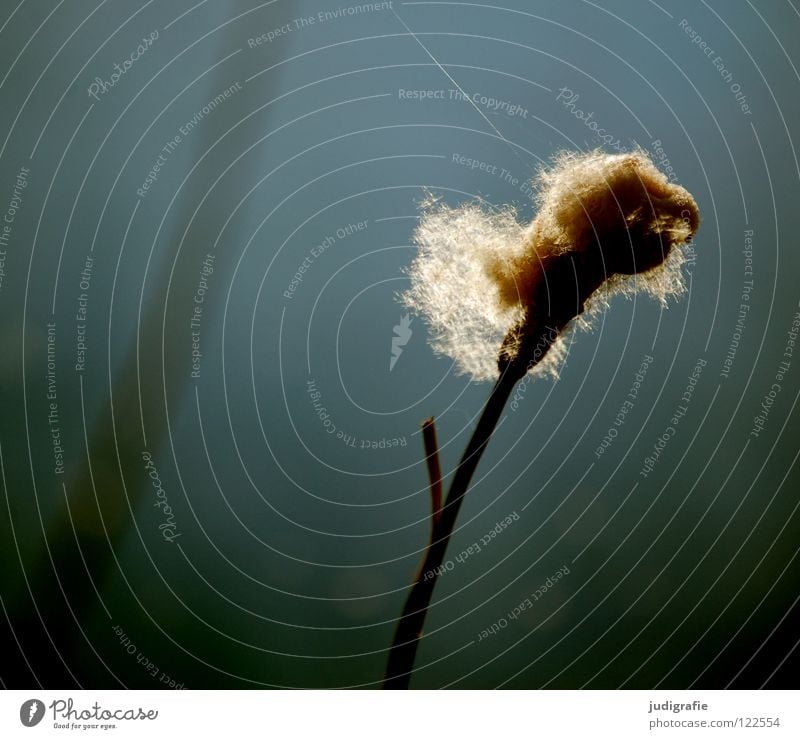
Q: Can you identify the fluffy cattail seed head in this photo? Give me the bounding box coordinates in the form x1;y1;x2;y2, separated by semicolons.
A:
402;149;701;382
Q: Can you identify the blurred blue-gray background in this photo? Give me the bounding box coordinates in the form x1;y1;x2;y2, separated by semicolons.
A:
0;0;798;688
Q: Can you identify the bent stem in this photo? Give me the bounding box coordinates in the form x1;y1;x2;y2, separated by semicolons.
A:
421;418;443;529
383;369;520;689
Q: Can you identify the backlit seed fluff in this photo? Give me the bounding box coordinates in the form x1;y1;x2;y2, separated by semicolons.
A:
401;149;701;381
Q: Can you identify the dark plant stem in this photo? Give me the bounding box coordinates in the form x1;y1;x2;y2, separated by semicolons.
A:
383;368;520;689
421;418;443;528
